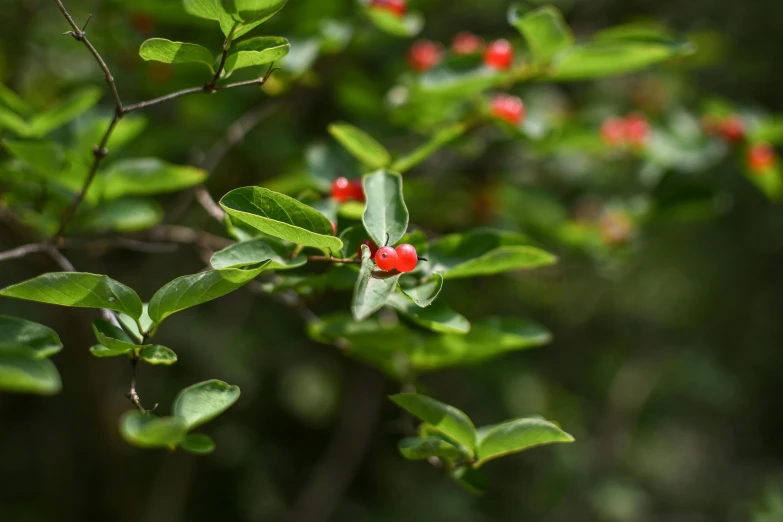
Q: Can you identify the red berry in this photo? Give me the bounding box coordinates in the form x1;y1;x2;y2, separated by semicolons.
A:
748;143;777;173
601;117;626;146
394;244;418;273
490;94;525;126
719;116;745;143
331;177;352;202
408;40;443;72
358;239;379;258
483;39;514;70
452;32;483;55
369;0;407;17
349;178;365;202
623;113;650;146
330;221;337;234
375;246;398;271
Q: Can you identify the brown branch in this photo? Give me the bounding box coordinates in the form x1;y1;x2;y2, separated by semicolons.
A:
148;225;232;251
307;256;362;265
0;242;48;263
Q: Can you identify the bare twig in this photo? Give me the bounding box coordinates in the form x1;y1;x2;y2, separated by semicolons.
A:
0;242;48;263
306;256;362;265
148;225;232;251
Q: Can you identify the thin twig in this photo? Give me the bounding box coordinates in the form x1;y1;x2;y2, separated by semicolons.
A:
0;242;48;263
306;256;362;265
148;225;232;251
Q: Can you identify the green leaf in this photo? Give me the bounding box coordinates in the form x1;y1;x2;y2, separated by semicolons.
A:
148;265;267;326
84;198;164;233
400;273;443;307
0;273;143;320
180;433;216;454
745;161;783;201
96;158;207;200
223;36;290;73
386;292;470;334
173;379;241;430
352;245;401;321
222;0;289;25
0;355;61;395
210;237;306;270
550;39;694;80
475;417;574;467
74;115;147;160
220;187;342;253
451;466;489;494
391;124;467;173
390;393;477;454
362;170;409;247
339;225;371;259
0;106;33;136
398;437;467;461
0;315;62;359
92;319;137;353
327;122;391;169
508;5;573;64
29;87;102;137
139;38;215;73
3;140;65;179
429;229;556;279
119;411;187;448
183;0;227;20
141;345;178;365
417;65;515;97
364;7;423;37
0;82;32;115
89;344;132;358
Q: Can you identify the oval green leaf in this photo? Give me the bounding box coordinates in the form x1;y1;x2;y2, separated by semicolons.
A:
0;272;143;320
475;417;574;467
173;379;241;430
398;437;467;462
508;5;574;64
210;237;306;270
221;0;288;24
0;315;62;359
362;170;409;248
119;411;187;448
352;245;401;321
328;122;391;169
390;393;477;454
391;124;467;173
180;433;216;454
95;158;207;200
140;345;178;366
92;319;138;353
139;38;214;72
220;187;342;253
365;7;423;37
148;265;267;326
386;292;470;334
89;344;132;358
0;355;61;395
399;273;443;307
223;36;290;73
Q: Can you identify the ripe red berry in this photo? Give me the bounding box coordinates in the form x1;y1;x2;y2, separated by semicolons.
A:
623;113;650;146
452;32;483;55
358;239;379;259
394;244;418;273
601;117;625;146
408;40;443;72
375;246;398;271
349;178;365;202
483;39;514;70
490;94;525;126
719;116;745;143
331;177;352;202
748;143;777;173
369;0;407;17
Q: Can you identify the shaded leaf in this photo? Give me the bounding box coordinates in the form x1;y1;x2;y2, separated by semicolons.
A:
399;273;443;307
223;36;290;73
390;393;477;454
352;245;401;321
451;466;489;495
362;170;409;247
0;273;143;320
3;140;65;179
119;411;187;448
364;7;423;37
508;5;573;64
83;198;164;233
328;122;391;169
398;437;467;461
139;38;214;72
220;187;342;253
89;344;132;358
180;433;216;454
148;265;267;326
0;315;62;359
391;124;467;173
173;379;241;430
96;158;207;200
387;292;470;334
210;237;306;270
29;87;102;137
0;355;61;395
92;319;137;353
475;417;574;467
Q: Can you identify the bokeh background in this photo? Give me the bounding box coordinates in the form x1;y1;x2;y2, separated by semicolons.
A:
3;0;783;521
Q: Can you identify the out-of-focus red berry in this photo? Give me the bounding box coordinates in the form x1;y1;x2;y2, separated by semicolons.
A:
331;177;353;202
601;117;626;146
719;116;745;143
349;179;365;202
484;39;514;70
369;0;407;17
452;32;484;55
358;239;379;259
748;143;777;173
131;12;156;35
408;40;443;72
624;113;650;146
330;221;337;234
490;94;525;126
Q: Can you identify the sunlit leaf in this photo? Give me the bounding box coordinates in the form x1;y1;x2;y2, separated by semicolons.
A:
173;379;241;430
139;38;215;73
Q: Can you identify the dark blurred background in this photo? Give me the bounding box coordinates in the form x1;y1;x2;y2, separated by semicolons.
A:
2;0;783;521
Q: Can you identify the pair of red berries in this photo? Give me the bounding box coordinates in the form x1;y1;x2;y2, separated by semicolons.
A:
408;37;514;73
369;0;407;17
331;177;365;203
703;115;745;143
748;143;777;173
601;114;650;147
359;239;420;272
491;94;525;126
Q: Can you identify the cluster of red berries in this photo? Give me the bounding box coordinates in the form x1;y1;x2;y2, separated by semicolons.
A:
407;33;514;73
369;0;407;17
601;113;650;147
330;177;365;203
358;239;421;273
702;115;778;174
